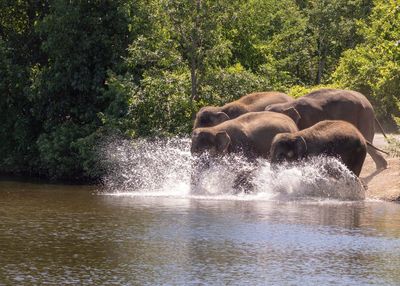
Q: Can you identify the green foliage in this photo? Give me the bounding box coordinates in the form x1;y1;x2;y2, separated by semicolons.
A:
106;64;272;137
30;0;134;181
127;70;193;136
332;0;400;123
104;73;189;137
231;0;309;83
287;84;342;98
0;0;398;182
0;1;46;176
0;0;135;181
200;64;272;105
304;0;373;83
230;0;372;85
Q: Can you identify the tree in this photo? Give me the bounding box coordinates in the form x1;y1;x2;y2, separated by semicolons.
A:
230;0;310;86
333;0;400;125
305;0;373;84
107;0;273;137
0;1;49;175
1;0;396;182
31;0;135;180
164;0;234;103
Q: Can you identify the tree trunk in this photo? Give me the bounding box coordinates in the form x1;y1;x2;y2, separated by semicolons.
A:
316;55;325;84
192;0;201;101
315;38;326;84
190;0;201;107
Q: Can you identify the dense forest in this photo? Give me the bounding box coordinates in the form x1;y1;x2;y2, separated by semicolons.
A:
0;0;399;182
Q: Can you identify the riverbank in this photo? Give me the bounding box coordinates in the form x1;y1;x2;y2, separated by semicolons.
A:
361;134;400;201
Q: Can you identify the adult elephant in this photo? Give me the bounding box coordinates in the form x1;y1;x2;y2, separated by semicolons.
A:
191;111;298;158
191;111;298;193
265;88;387;169
193;91;294;129
270;120;387;176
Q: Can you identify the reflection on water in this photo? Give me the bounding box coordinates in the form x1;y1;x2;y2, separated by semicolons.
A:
1;181;400;285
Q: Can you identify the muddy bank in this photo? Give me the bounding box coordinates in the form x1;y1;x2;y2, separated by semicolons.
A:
360;134;400;201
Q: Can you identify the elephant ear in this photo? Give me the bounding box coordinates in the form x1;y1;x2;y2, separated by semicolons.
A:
265;104;278;112
283;107;301;124
215;131;231;153
295;136;307;158
215;112;230;124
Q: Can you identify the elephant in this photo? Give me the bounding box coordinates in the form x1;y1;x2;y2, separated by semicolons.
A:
191;111;298;158
270;120;388;176
193;91;294;129
265;88;388;170
191;111;298;193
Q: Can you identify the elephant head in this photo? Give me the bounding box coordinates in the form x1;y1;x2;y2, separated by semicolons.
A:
193;107;230;129
191;129;231;156
265;104;301;124
270;133;307;163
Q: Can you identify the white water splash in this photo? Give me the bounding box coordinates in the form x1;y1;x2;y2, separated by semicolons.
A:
100;137;365;201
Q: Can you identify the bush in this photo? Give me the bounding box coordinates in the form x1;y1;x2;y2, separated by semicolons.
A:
200;64;273;106
105;70;193;137
36;122;104;182
332;0;400;127
287;84;342;98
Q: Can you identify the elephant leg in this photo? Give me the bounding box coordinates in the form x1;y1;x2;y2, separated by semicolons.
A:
229;153;259;194
367;145;388;170
190;172;201;192
348;152;366;177
233;168;256;194
190;156;211;193
357;110;375;142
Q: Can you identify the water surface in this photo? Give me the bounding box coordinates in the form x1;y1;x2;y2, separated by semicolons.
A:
1;181;400;285
1;137;399;285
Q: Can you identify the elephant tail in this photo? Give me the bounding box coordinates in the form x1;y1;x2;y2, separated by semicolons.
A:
366;141;389;155
374;117;387;139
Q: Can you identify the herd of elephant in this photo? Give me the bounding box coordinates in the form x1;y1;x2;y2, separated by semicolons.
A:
190;89;388;183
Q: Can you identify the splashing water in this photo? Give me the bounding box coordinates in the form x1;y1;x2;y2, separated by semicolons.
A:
100;137;365;201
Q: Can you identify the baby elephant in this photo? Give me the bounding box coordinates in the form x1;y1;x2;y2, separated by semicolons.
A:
191;111;298;159
270;120;387;176
193;92;294;129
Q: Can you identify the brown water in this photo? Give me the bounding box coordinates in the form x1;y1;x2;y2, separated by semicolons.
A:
1;180;400;285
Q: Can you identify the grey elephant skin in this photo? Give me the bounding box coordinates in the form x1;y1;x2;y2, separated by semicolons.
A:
191;111;298;159
193;92;294;129
270;120;369;176
265;88;387;169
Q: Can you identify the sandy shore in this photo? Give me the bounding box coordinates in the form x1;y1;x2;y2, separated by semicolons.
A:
360;134;400;201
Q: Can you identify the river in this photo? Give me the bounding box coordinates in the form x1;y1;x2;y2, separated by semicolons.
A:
1;137;400;285
1;180;400;285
